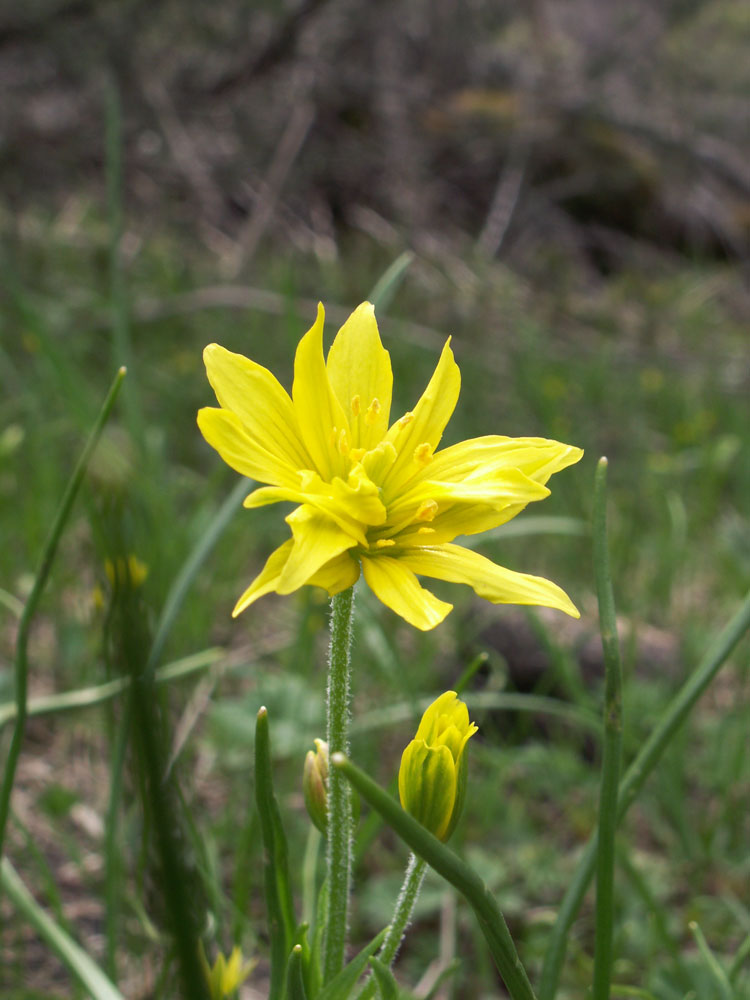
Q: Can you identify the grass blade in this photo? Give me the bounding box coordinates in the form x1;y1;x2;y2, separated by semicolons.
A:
332;753;537;1000
317;927;389;1000
0;648;224;732
367;251;415;313
255;706;296;1000
0;366;126;867
538;585;750;1000
287;944;309;1000
689;921;733;1000
592;458;624;1000
1;857;125;1000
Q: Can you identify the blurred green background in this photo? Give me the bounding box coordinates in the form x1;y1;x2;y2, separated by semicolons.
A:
1;1;749;997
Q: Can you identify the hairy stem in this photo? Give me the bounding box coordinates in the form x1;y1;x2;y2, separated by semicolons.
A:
323;586;355;982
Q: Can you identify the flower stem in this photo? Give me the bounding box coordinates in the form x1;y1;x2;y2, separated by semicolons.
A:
360;852;427;999
323;586;355;983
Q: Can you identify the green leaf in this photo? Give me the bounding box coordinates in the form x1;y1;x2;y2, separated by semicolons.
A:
367;252;414;312
255;707;296;1000
1;858;125;1000
332;755;537;1000
286;945;309;1000
316;927;389;1000
368;956;400;999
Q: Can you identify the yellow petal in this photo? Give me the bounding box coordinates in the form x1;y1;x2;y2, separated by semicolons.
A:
243;467;385;545
398;542;580;617
203;343;310;470
361;554;453;630
232;539;293;616
384;468;551;533
326;302;393;450
396;500;529;547
415;691;460;744
197;407;298;487
381;339;460;495
424;436;584;486
278;507;358;594
306;551;361;595
292;303;351;480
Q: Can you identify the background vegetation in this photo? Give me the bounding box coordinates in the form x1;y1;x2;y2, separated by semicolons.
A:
1;0;748;997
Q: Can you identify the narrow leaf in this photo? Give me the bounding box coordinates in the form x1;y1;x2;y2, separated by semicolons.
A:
317;927;389;1000
332;755;537;1000
1;857;125;1000
256;706;296;1000
592;458;624;1000
369;956;400;999
287;944;309;1000
538;585;750;1000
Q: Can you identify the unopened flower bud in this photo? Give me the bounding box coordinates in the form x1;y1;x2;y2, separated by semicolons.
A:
303;738;330;833
398;691;478;842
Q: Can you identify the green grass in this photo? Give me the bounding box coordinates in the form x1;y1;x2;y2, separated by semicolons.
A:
1;202;749;998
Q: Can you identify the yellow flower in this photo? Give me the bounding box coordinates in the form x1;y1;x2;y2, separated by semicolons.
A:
399;691;478;842
198;303;582;630
199;944;256;1000
104;554;149;589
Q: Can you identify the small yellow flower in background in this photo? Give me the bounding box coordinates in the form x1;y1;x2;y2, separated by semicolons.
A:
199;944;256;1000
198;302;582;630
399;691;478;842
104;554;149;590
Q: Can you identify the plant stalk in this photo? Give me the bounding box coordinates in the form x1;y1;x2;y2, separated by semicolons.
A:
323;587;356;982
360;852;427;1000
592;458;623;1000
0;367;126;871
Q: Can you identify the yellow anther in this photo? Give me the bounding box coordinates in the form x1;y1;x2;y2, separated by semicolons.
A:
417;526;435;535
396;411;414;429
329;427;339;449
337;428;350;455
365;397;382;426
375;538;396;548
351;394;361;417
349;447;366;463
415;499;438;522
414;442;433;465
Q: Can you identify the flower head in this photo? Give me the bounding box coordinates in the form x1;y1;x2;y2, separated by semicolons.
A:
199;944;256;1000
198;302;582;630
399;691;478;841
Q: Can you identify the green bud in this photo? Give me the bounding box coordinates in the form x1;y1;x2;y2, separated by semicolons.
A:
303;738;330;834
398;691;478;842
303;737;360;834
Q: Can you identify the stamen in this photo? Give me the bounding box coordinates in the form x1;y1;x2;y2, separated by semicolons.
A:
415;499;438;522
349;447;366;463
375;538;396;548
414;442;433;465
351;394;361;417
337;428;350;455
396;411;414;429
365;397;382;426
417;526;435;535
329;427;339;449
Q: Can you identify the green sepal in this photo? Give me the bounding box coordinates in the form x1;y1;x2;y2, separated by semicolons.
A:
255;706;296;1000
368;956;400;1000
286;945;308;1000
399;741;456;842
316;927;388;1000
